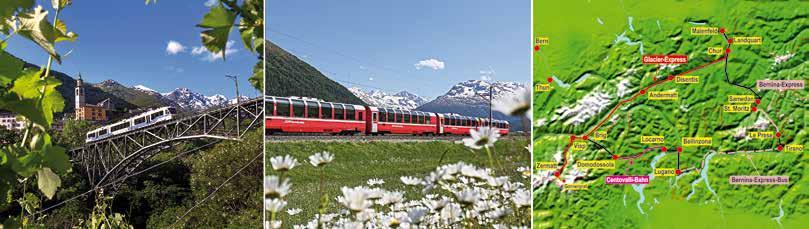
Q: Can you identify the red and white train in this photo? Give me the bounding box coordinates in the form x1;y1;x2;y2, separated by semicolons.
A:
264;96;509;136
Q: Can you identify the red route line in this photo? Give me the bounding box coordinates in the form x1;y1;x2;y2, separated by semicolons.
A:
555;56;728;178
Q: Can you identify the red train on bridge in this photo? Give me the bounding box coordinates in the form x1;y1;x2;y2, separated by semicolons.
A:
264;96;509;136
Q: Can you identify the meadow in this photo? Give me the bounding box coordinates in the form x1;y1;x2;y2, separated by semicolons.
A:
265;138;530;227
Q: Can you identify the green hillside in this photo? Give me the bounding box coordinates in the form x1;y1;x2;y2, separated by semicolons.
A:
264;40;366;105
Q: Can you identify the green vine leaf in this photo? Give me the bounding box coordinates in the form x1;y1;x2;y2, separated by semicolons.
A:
15;6;61;63
197;3;236;60
4;68;65;128
41;143;69;174
36;167;60;199
0;0;34;28
0;50;24;86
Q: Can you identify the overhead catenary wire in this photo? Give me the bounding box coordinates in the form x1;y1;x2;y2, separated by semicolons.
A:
168;151;262;229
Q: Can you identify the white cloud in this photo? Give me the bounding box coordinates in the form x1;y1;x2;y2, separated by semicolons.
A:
191;40;238;62
204;0;219;7
369;77;374;81
166;40;186;55
414;58;445;70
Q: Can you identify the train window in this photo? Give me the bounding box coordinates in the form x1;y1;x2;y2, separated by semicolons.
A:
150;112;160;120
111;123;129;132
392;110;398;123
425;115;431;124
134;117;146;125
417;113;423;124
443;117;448;125
307;102;319;119
380;109;387;122
291;100;305;117
168;107;177;114
277;99;291;117
334;104;344;120
322;103;333;119
99;129;108;135
404;112;411;123
266;100;275;116
345;106;355;120
358;111;364;121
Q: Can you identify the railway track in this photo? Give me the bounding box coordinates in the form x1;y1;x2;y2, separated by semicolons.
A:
264;133;527;143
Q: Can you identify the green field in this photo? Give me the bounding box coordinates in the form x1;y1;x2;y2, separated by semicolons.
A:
265;139;530;227
533;0;808;228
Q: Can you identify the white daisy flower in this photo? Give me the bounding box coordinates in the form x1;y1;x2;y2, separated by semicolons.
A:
308;151;334;167
513;189;531;208
405;207;428;225
287;208;302;216
267;220;282;229
493;87;531;118
485;207;512;220
400;176;421;186
378;191;404;206
270;155;299;172
453;188;480;206
463;127;501;150
439;203;463;223
338;186;372;212
265;198;287;213
264;176;291;199
367;178;385;186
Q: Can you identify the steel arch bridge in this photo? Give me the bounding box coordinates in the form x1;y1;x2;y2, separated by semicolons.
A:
69;97;264;188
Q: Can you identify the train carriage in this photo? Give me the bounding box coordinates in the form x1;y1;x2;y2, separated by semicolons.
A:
85;107;177;142
438;113;478;135
367;107;437;135
265;96;366;134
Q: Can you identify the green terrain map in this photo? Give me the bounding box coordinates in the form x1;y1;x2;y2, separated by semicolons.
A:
532;1;807;228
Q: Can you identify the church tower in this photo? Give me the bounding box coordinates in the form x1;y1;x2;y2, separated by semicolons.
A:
75;74;85;116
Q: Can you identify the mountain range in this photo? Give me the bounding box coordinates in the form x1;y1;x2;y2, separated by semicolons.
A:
347;80;527;131
417;80;527;131
347;88;428;110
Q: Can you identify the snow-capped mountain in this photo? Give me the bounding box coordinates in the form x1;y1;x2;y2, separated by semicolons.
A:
441;80;524;104
133;85;157;93
418;80;527;131
161;88;232;110
348;87;427;110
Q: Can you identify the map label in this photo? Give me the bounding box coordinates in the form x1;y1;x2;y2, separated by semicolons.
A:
729;176;788;185
723;104;751;113
605;175;649;185
572;141;588;151
707;47;724;55
592;131;607;140
535;162;557;170
535;37;550;46
757;80;805;90
690;26;720;35
749;131;774;139
648;91;678;100
642;55;688;64
641;135;664;144
535;84;551;92
785;144;804;152
654;168;677;177
728;95;755;103
682;137;712;146
564;183;589;191
732;36;763;45
576;160;616;169
675;75;699;84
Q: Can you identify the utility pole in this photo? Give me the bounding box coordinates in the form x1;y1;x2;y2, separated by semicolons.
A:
477;67;495;127
225;75;240;104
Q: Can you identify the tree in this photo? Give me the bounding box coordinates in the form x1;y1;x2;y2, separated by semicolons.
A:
54;119;93;149
0;126;20;146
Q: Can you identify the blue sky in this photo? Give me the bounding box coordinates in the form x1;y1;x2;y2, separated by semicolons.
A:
266;0;530;99
6;0;260;98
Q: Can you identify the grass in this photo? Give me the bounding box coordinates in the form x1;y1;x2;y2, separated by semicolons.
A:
265;138;530;227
